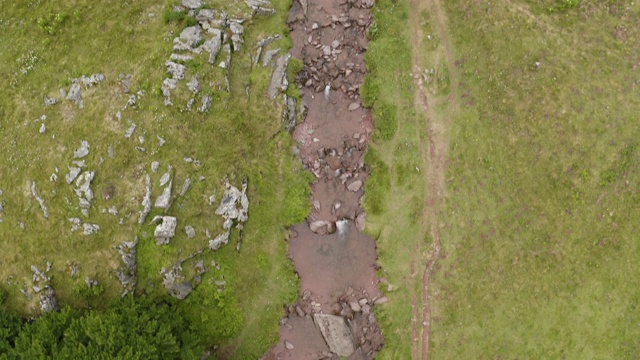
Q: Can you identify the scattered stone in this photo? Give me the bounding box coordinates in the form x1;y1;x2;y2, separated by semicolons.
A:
66;167;82;184
119;73;132;93
151;161;160;173
152;216;177;245
348;102;360;111
180;178;192;197
69;217;82;232
43;95;58;106
115;237;138;296
170;53;193;62
187;76;200;94
209;232;229;250
83;223;100;236
50;173;58;182
284;341;294;350
198;95;212;112
202;32;222;64
245;0;275;15
73;140;90;158
157;136;166;147
31;181;49;219
139;174;152;224
181;0;202;9
125;123;137;139
162;264;193;299
185;225;196;238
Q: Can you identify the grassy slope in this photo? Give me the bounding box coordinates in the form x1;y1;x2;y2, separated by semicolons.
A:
365;0;640;358
0;0;308;357
431;1;640;358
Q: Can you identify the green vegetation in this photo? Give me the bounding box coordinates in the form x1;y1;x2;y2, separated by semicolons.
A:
0;297;201;359
0;0;306;357
366;0;640;358
360;0;424;358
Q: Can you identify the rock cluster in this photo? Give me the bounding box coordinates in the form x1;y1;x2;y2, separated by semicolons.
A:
209;179;249;251
62;73;105;109
30;262;60;313
114;237;138;296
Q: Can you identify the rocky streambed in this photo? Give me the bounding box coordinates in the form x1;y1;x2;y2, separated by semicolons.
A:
265;0;383;358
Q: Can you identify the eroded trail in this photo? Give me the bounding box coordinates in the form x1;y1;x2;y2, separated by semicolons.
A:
264;0;383;359
408;0;456;358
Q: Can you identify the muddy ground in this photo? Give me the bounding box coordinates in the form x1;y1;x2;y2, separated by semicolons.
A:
263;0;383;359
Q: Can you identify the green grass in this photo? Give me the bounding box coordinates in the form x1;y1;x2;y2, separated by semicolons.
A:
429;0;640;358
0;0;307;357
365;0;640;358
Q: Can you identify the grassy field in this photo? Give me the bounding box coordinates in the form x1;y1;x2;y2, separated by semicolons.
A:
0;0;309;357
365;0;640;358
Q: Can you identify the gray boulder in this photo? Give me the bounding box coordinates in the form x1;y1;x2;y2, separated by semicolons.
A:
73;140;90;158
268;54;290;98
187;76;200;94
155;182;172;209
139;174;152;224
202;31;222;64
166;61;187;80
181;0;202;9
152;216;177;245
178;26;202;48
39;286;59;313
198;95;212;112
313;314;356;357
185;225;196;238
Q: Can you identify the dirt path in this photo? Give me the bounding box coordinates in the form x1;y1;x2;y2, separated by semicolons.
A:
407;0;457;358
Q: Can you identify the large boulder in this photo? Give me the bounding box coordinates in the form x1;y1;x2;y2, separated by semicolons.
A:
152;216;177;245
313;314;356;357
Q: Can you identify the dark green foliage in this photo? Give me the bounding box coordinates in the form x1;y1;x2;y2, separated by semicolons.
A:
1;297;202;359
74;283;105;300
0;309;22;354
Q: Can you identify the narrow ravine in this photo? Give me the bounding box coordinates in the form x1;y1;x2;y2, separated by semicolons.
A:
264;0;383;359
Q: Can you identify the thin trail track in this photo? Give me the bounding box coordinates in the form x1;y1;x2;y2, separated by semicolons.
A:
407;0;457;358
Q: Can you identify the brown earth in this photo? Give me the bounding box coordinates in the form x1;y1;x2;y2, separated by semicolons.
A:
263;0;383;359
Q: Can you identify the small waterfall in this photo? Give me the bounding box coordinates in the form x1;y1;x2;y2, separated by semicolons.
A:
324;83;331;100
336;219;349;240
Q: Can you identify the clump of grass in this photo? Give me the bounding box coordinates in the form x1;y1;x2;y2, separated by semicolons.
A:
372;103;397;141
163;9;187;24
363;148;391;215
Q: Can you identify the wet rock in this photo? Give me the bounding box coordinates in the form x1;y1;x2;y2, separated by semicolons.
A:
152;216;177;245
185;225;196;238
355;212;366;232
313;314;356;357
73;140;90;158
31;181;49;219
